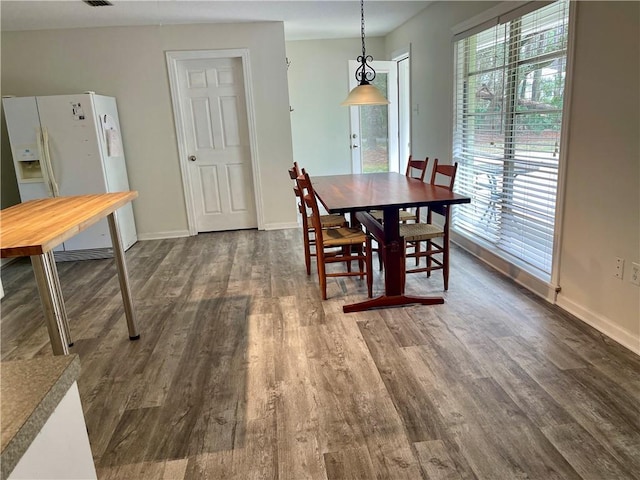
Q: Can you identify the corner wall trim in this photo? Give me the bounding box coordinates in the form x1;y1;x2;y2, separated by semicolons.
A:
451;232;557;302
453;232;640;355
556;296;640;355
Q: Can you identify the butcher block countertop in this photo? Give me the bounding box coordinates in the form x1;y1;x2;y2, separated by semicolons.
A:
0;355;81;479
0;192;138;258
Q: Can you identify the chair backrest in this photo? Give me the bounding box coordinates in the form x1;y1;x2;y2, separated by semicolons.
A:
288;161;302;181
429;159;459;219
405;155;429;181
295;170;324;239
430;159;458;191
288;162;305;215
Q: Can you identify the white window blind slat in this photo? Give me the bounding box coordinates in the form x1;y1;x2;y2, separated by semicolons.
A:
452;0;569;279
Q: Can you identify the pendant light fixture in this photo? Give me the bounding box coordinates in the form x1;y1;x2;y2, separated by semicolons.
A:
341;0;389;106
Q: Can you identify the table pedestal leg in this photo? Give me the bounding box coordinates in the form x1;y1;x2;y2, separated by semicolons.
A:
344;209;445;313
343;294;444;313
107;212;140;340
31;252;70;356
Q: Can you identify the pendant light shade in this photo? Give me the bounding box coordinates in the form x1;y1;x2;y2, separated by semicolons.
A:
341;84;389;106
342;0;389;106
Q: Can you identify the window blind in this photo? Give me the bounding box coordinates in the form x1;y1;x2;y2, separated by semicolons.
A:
452;0;569;279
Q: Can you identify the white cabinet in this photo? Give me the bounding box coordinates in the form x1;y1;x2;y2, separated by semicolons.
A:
1;355;96;480
9;382;96;480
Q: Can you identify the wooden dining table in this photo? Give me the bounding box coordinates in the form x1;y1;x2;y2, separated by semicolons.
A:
0;192;140;355
311;172;471;313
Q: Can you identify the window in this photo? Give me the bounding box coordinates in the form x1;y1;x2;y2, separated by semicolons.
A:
361;74;390;173
452;0;570;280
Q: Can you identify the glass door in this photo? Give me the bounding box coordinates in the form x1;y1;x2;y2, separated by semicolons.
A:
348;60;398;173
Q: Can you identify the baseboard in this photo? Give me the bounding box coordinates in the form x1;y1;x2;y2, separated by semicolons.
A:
452;232;558;302
556;296;640;355
263;222;299;231
137;230;191;241
138;225;299;237
452;232;639;355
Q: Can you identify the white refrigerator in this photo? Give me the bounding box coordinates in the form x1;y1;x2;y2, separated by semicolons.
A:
2;93;137;261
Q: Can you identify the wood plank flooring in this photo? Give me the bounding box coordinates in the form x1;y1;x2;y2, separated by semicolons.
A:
1;229;639;479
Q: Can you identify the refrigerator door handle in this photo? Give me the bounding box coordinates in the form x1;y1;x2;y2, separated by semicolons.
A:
37;127;54;197
41;128;60;197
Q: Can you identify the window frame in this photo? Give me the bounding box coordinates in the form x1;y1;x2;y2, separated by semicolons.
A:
450;0;576;300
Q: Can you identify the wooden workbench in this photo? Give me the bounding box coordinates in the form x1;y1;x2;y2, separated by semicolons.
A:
0;192;140;355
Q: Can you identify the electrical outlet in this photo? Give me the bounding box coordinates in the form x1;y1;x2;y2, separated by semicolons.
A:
614;257;624;279
631;262;640;286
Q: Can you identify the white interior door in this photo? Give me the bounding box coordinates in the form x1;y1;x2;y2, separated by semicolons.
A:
174;56;257;232
348;60;398;174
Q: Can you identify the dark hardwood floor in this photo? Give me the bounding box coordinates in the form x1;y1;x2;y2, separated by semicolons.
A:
1;229;639;479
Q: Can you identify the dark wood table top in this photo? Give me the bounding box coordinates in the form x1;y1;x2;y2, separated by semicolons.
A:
311;172;470;214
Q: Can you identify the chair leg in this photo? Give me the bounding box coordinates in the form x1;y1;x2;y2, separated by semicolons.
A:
357;244;365;279
426;240;432;278
400;240;406;293
414;239;420;266
443;238;450;291
317;253;328;300
366;237;373;298
345;246;352;273
303;228;312;275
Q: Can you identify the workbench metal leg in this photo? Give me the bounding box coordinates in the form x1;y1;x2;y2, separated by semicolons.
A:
107;212;140;340
44;251;73;346
31;252;70;356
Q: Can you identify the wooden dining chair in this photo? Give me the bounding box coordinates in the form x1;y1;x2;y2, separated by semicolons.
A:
288;162;347;275
371;155;429;223
400;159;458;290
296;171;373;300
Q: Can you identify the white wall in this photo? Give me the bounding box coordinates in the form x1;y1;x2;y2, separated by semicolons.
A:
285;37;385;175
556;1;639;352
1;22;297;237
384;1;639;353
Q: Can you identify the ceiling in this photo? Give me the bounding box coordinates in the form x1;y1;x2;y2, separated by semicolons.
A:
0;0;431;41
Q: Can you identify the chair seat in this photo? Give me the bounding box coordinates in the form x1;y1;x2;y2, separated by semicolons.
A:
400;210;417;222
400;223;444;242
323;227;368;247
319;214;347;228
370;209;416;222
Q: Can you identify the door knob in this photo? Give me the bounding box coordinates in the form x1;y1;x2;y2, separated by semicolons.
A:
188;155;197;162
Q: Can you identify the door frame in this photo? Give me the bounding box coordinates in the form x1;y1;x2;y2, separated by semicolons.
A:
391;45;411;175
166;49;263;235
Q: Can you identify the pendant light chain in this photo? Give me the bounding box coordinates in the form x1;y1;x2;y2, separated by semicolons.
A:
355;0;376;85
360;0;366;58
341;0;388;105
